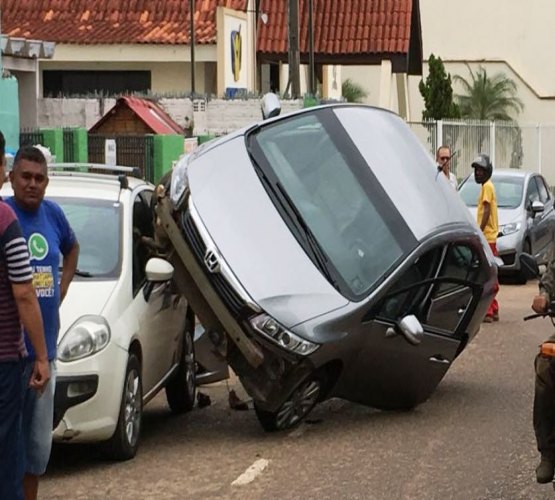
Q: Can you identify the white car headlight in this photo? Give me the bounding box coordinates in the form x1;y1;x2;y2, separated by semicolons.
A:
500;222;521;236
250;313;319;356
170;153;191;209
58;316;111;362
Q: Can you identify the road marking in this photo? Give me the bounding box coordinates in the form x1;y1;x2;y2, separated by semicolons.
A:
231;459;270;486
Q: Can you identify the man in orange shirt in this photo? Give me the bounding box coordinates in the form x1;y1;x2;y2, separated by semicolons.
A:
472;154;499;322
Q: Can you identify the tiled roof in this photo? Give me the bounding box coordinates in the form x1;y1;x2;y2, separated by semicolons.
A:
90;97;184;134
257;0;414;56
1;0;247;45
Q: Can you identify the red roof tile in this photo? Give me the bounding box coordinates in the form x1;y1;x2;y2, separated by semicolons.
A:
2;0;247;45
90;97;184;135
257;0;413;56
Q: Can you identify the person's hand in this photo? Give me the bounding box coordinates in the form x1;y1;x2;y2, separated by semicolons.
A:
60;284;68;303
29;359;50;393
532;294;549;313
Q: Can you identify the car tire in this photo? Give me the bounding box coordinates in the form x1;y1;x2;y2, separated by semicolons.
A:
165;320;196;414
105;353;142;461
254;375;322;432
517;240;532;284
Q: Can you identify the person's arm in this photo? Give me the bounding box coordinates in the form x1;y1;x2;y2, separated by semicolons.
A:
11;282;49;391
0;206;49;391
60;241;79;303
480;201;491;231
534;258;555;312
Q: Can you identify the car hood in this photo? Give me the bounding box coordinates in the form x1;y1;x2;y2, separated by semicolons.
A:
58;280;118;342
467;206;522;227
187;136;349;328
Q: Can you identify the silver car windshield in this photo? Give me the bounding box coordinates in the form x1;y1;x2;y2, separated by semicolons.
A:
54;197;122;279
459;175;524;208
248;110;415;299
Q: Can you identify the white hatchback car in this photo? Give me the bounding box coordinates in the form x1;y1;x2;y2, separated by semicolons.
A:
2;164;220;460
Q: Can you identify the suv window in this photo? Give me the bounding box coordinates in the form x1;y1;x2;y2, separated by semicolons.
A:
536;176;550;204
132;190;155;293
527;177;541;205
376;243;486;336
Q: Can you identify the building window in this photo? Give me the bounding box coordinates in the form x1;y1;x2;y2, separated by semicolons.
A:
43;70;151;97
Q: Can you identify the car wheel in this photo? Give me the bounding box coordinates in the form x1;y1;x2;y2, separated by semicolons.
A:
254;376;322;432
165;320;196;414
517;240;532;284
106;353;142;461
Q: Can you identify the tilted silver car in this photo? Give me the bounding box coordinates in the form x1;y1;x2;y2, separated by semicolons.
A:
458;169;555;282
156;104;497;431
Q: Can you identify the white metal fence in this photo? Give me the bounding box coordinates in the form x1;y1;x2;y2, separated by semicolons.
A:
408;119;555;187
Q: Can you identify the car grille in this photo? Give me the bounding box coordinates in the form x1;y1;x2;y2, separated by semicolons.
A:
180;209;252;319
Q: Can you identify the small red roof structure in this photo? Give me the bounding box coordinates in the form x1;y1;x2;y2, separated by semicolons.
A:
89;97;184;135
257;0;423;74
2;0;247;45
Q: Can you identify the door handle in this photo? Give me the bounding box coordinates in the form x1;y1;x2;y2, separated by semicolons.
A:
457;307;467;315
429;355;450;365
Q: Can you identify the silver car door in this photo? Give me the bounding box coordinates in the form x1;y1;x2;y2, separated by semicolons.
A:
337;242;488;410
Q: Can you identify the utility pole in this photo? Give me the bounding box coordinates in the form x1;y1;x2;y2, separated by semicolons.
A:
288;0;301;98
308;0;315;95
190;0;196;96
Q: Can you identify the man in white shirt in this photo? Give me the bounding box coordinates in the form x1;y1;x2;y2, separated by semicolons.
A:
436;145;457;189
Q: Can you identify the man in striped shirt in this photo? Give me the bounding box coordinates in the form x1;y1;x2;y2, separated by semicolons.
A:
0;131;49;500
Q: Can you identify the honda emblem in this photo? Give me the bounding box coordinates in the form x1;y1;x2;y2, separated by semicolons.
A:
204;249;220;273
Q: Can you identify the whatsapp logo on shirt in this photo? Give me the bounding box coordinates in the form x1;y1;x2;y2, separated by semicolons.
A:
28;233;49;261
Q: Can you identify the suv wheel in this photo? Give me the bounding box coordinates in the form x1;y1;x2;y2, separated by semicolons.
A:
105;353;142;460
254;376;322;432
165;320;196;414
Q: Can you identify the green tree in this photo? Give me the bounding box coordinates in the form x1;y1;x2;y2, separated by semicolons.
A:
342;79;368;103
454;65;524;120
418;54;460;120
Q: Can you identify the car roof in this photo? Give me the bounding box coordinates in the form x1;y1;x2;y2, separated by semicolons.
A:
1;170;152;202
492;168;535;178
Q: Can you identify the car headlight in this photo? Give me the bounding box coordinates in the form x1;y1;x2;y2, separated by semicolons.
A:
250;313;319;356
170;153;191;209
499;222;521;236
58;316;111;362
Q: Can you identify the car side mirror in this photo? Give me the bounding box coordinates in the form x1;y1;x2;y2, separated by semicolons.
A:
518;252;540;280
398;315;423;345
531;200;545;217
145;257;174;282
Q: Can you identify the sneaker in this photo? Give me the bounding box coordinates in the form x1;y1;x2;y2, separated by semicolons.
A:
536;457;555;483
483;315;494;323
493;312;499;322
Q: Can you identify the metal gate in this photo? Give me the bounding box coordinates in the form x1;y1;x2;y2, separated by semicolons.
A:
87;134;155;182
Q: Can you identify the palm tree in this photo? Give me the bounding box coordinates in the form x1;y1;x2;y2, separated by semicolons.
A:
454;65;524;121
342;79;368;103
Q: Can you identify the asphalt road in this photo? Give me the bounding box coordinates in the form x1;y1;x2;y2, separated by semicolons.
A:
42;282;555;499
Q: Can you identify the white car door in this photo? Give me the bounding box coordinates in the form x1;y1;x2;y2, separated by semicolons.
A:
130;189;185;395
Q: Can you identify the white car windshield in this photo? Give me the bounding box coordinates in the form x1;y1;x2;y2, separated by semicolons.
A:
459;175;524;209
54;197;122;278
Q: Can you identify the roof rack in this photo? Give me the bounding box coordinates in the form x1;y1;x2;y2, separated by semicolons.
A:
48;163;142;190
48;163;141;177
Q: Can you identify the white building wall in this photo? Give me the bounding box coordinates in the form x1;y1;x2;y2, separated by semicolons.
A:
342;0;555;123
38;97;303;134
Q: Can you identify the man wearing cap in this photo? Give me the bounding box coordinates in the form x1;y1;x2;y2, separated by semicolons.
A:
471;153;499;322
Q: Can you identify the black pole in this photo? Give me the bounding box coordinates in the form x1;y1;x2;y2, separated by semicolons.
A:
190;0;196;96
308;0;315;95
288;0;300;98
